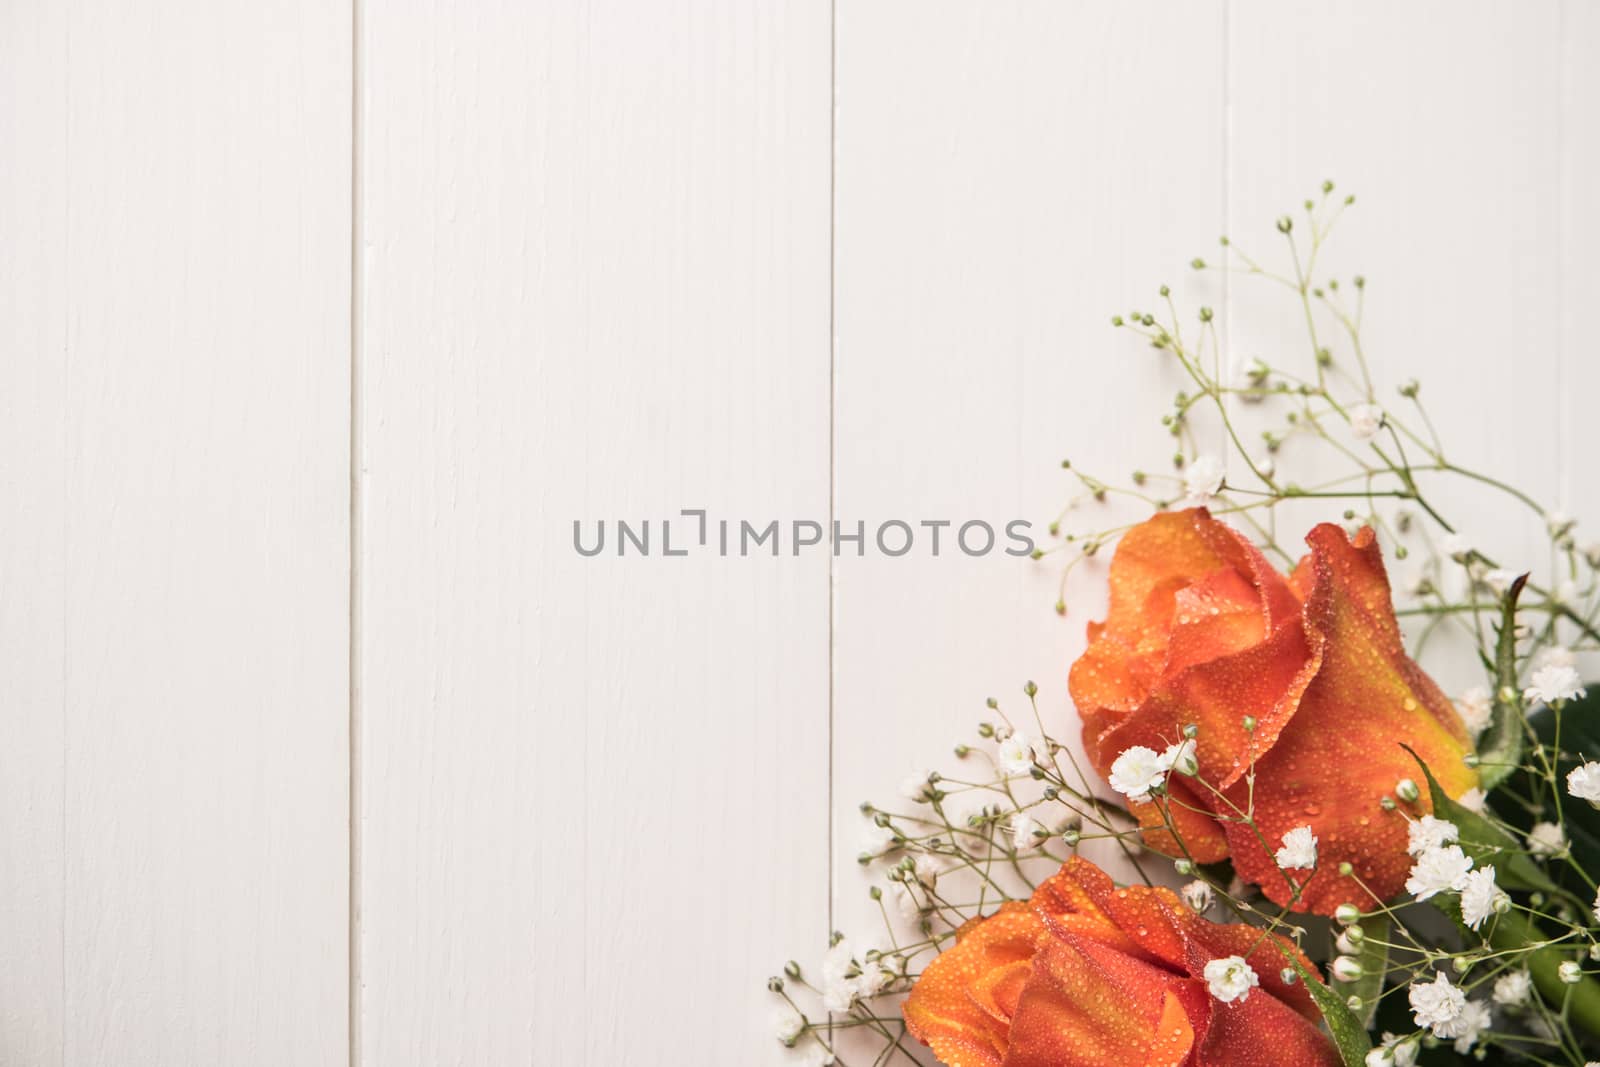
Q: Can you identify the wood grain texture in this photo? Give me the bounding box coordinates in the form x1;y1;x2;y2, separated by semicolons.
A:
357;2;831;1063
3;1;352;1063
830;0;1227;994
0;4;68;1061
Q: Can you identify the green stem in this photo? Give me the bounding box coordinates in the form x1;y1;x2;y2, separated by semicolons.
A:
1490;909;1600;1041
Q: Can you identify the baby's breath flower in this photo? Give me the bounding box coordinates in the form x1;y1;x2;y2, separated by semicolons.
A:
1525;664;1586;705
1180;880;1213;914
1407;815;1459;857
1162;738;1199;777
996;733;1042;776
1183;455;1225;501
1492;969;1531;1007
1348;403;1384;442
1011;813;1042;851
1568;762;1600;806
1442;999;1491;1053
1109;745;1166;803
1527;821;1568;858
1458;866;1506;930
772;1004;805;1044
1203;955;1259;1004
1275;825;1318;870
1410;971;1466;1035
1370;1032;1419;1067
1406;845;1472;900
1454;687;1492;737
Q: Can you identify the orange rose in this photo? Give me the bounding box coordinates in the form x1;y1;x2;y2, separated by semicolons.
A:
1069;508;1476;915
902;857;1340;1067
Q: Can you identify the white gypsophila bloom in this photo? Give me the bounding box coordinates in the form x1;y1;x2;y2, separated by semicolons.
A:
1274;825;1318;870
855;965;889;998
1483;568;1515;595
1407;815;1460;857
1440;533;1471;563
1161;738;1198;777
1493;968;1532;1007
1410;971;1467;1034
773;1004;805;1044
1569;762;1600;806
1454;687;1492;737
912;853;944;887
1363;1046;1393;1067
900;768;933;803
1349;404;1384;442
1441;998;1492;1053
1180;880;1213;914
1459;865;1505;931
996;733;1038;776
1386;1033;1419;1067
859;820;897;857
1011;813;1041;852
800;1047;836;1067
1203;955;1259;1004
1405;845;1473;901
1109;745;1166;803
1456;787;1487;814
1184;455;1225;500
1528;821;1568;858
1526;664;1586;705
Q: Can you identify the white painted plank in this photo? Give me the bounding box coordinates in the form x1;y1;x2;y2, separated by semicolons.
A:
0;4;67;1062
13;2;352;1063
1228;0;1567;693
830;0;1228;1012
357;3;831;1064
1562;0;1600;538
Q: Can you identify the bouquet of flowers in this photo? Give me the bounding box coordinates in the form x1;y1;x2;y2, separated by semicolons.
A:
768;186;1600;1067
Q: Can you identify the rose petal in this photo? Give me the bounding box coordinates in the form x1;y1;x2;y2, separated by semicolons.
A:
1223;524;1477;914
902;903;1041;1067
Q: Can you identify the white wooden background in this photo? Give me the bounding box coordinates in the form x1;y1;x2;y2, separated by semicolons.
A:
2;1;1596;1064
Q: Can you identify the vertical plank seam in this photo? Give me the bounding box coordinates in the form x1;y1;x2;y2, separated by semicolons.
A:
827;0;838;946
348;0;364;1061
60;12;72;1066
1557;0;1570;513
1220;0;1232;454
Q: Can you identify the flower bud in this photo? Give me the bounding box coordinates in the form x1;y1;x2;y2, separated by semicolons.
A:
1242;715;1257;732
1174;859;1194;876
1331;956;1364;982
1280;967;1298;985
1338;862;1354;877
768;976;784;992
1334;904;1361;926
1395;778;1420;803
1560;961;1583;984
785;960;801;979
1344;994;1362;1011
1365;1048;1395;1067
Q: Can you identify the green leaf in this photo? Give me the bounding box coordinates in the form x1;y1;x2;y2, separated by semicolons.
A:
1475;573;1526;791
1403;745;1562;897
1329;912;1388;1029
1284;953;1371;1067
